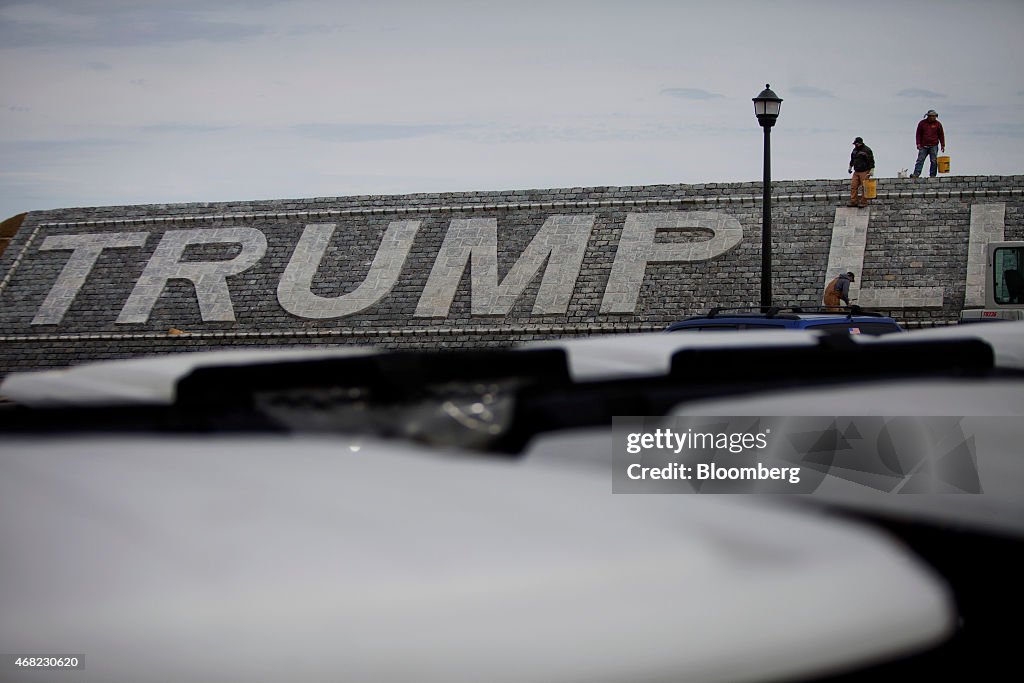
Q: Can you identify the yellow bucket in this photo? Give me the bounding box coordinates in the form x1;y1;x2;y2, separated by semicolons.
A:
864;178;877;199
937;155;950;173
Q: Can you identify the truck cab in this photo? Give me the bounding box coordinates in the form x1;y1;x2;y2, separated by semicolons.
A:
961;242;1024;323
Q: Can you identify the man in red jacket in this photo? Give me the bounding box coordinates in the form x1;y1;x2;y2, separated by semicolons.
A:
911;110;946;178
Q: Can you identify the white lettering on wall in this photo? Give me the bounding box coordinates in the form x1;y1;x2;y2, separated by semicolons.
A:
31;232;150;325
824;207;945;308
965;204;1006;307
23;204;1011;325
600;211;743;313
822;207;870;302
116;228;267;324
278;221;421;319
414;214;595;317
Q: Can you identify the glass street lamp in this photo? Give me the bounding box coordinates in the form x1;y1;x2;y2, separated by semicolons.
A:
753;84;783;127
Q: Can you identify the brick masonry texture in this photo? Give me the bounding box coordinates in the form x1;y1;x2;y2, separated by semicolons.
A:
1;175;1021;379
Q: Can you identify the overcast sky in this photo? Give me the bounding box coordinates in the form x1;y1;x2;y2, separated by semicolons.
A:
1;0;1022;221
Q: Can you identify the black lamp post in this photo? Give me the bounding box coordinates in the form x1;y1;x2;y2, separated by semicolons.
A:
753;84;782;310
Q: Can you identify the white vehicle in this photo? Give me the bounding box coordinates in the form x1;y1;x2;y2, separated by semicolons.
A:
961;241;1024;322
3;325;1024;682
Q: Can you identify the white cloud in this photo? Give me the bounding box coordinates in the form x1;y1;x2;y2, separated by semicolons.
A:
897;89;947;99
0;0;268;48
790;86;834;99
660;88;725;100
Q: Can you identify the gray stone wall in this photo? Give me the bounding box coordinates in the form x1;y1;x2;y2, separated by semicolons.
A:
1;175;1021;378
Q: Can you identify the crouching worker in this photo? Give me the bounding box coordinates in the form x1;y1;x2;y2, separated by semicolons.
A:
824;271;855;310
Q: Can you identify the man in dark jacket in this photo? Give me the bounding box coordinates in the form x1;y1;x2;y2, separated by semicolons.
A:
847;137;875;207
911;110;946;178
823;271;855;309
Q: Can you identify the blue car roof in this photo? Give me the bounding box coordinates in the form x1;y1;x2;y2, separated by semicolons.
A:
665;309;902;332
